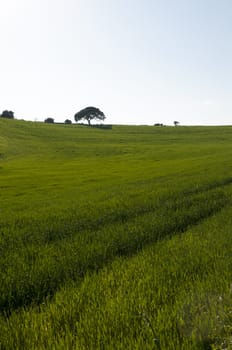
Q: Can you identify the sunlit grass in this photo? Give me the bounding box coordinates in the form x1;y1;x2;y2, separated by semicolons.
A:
1;119;232;348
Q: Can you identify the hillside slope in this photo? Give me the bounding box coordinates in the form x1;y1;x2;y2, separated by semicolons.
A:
1;119;232;349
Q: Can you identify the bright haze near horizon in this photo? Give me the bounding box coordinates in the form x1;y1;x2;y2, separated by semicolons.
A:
1;0;232;126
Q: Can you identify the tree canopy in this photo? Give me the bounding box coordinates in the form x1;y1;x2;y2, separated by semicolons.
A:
44;118;54;123
0;110;14;119
74;106;105;125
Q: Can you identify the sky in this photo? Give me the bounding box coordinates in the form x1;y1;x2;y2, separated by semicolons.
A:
0;0;232;125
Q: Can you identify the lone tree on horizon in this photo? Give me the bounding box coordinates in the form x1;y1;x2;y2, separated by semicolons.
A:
174;121;180;126
74;106;105;126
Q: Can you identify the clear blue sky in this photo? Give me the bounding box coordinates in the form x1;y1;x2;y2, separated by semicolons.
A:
1;0;232;125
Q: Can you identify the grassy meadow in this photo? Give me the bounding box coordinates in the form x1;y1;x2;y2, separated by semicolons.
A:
0;118;232;349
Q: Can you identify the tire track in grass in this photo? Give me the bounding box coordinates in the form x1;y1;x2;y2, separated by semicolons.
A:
0;182;232;314
1;176;232;248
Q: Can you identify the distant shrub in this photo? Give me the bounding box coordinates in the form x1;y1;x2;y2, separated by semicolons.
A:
44;118;54;124
64;119;72;124
75;123;112;129
154;123;163;126
0;110;14;119
91;124;112;129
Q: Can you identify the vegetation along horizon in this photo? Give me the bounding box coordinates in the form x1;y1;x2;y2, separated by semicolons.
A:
0;117;232;349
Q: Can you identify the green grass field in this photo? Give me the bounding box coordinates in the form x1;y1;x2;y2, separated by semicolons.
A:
0;118;232;349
